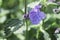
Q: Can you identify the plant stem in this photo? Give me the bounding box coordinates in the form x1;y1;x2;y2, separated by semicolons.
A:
36;27;40;40
25;0;28;40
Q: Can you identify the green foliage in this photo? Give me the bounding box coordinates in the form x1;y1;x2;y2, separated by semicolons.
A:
0;0;60;40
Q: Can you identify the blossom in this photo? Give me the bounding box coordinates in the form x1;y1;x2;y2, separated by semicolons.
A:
48;0;56;2
24;5;46;25
29;5;46;24
35;4;42;9
24;14;29;19
55;28;60;34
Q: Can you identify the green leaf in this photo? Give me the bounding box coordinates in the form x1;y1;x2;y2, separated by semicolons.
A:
7;33;20;40
55;34;60;40
42;4;57;13
0;0;2;6
0;16;6;23
0;8;9;17
40;26;51;40
2;0;19;9
4;19;24;37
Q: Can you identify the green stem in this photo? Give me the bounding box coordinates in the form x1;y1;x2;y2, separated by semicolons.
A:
36;27;40;40
25;0;28;40
25;20;28;40
36;20;44;40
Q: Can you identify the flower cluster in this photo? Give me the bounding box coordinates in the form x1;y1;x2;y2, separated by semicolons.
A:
24;5;46;25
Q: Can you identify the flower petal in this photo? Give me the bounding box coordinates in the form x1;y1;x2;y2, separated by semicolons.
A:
29;9;43;24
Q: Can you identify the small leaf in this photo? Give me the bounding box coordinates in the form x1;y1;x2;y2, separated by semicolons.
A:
4;19;24;37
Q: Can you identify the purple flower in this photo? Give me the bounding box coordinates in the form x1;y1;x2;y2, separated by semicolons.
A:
35;4;42;9
48;0;56;2
24;5;46;25
29;5;46;24
55;28;60;34
24;14;29;19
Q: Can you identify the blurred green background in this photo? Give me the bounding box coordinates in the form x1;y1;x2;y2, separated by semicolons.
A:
0;0;60;40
